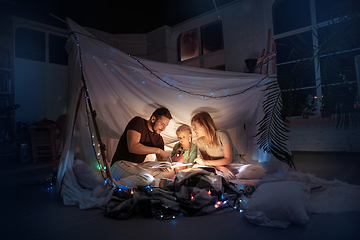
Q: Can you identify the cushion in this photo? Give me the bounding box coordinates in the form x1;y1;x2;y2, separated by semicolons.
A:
244;181;310;228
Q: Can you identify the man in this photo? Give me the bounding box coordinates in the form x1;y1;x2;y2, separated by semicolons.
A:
111;107;173;187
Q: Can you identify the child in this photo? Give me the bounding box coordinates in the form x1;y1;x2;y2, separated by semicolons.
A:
171;124;197;172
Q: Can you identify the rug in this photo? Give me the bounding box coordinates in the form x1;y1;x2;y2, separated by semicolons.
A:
284;171;360;213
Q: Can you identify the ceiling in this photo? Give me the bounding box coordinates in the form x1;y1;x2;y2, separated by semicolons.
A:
1;0;238;34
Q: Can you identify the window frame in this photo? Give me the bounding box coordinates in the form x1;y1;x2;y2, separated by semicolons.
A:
177;20;225;70
13;17;69;66
273;0;360;116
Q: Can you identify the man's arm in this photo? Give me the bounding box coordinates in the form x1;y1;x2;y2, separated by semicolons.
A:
127;129;169;159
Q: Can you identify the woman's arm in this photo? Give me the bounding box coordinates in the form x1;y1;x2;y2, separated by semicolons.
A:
194;142;232;166
202;142;232;166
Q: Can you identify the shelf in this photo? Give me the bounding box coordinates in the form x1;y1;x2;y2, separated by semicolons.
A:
30;124;56;162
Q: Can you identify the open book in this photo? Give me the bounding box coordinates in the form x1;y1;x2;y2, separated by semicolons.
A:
139;161;193;169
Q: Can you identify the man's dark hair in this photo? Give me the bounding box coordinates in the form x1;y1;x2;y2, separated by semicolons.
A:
151;107;172;120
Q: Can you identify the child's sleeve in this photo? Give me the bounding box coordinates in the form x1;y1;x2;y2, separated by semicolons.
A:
188;144;198;164
170;143;179;161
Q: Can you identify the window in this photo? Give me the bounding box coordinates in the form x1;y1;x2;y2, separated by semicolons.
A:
273;0;311;35
49;34;68;65
15;27;68;65
15;27;45;62
201;21;224;55
178;29;199;61
178;21;224;69
273;0;359;117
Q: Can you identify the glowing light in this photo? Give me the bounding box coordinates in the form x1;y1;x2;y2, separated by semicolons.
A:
214;201;222;208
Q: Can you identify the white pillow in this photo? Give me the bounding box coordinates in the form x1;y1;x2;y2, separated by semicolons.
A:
244;181;310;228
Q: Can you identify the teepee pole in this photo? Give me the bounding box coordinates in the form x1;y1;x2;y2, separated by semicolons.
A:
81;74;114;186
69;30;115;187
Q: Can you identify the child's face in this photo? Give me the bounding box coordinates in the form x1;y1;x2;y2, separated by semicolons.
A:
177;131;191;146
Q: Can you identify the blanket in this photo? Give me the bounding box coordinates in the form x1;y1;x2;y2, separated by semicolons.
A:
284;171;360;213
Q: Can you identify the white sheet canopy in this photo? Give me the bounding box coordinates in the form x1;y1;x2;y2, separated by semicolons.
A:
56;18;290;209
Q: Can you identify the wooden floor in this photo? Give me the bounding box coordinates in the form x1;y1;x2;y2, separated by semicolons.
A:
0;151;359;240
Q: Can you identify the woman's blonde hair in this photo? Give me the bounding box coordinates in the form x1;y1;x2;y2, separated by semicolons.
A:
191;111;218;147
176;124;193;158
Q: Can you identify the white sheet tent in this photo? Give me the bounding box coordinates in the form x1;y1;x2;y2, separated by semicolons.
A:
56;18;290;209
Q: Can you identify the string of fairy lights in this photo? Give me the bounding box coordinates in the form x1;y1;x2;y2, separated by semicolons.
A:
128;54;272;99
71;31;276;99
82;88;107;180
69;30;277;186
71;31;108;183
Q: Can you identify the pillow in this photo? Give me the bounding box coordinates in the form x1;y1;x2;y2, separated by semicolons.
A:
244;181;310;228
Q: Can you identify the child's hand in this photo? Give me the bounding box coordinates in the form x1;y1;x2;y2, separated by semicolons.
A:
175;148;182;155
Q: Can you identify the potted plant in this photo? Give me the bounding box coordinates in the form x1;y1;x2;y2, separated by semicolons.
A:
302;97;317;119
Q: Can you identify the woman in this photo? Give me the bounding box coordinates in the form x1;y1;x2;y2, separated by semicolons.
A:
191;111;265;180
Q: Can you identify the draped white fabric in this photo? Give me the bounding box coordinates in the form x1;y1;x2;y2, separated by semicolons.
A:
56;18;289;208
